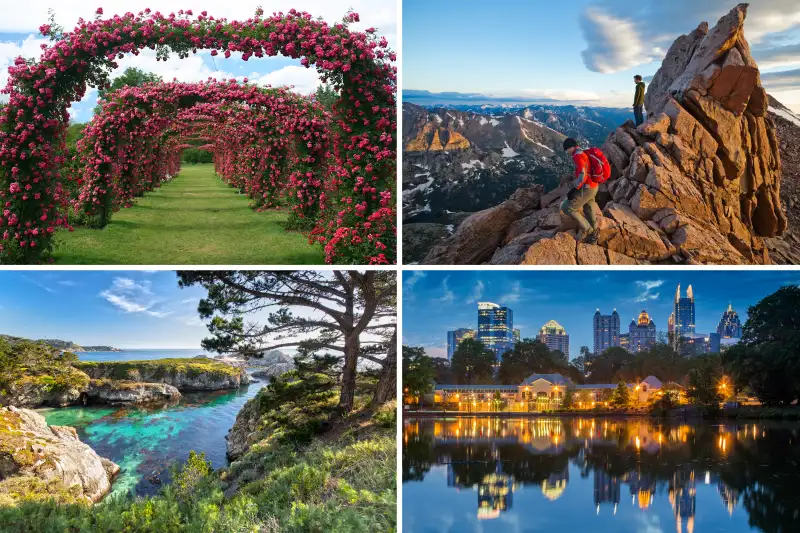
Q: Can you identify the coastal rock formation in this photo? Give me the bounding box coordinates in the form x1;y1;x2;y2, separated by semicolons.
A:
0;368;90;408
420;4;788;265
225;396;262;460
76;359;250;391
0;407;119;503
86;379;181;405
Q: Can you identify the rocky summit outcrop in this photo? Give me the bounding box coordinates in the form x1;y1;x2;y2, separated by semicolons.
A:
86;379;181;405
0;406;119;503
420;4;789;265
75;358;250;391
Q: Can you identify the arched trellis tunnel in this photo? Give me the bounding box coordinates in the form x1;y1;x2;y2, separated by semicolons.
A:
75;80;329;229
0;8;396;264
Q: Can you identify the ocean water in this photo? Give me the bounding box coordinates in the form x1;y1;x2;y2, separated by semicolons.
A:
39;348;262;499
75;348;213;362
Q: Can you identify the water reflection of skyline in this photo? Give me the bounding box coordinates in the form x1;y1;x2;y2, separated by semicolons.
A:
404;417;776;531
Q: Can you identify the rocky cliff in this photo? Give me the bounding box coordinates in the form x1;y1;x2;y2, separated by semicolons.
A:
75;358;250;391
421;4;792;265
0;407;120;504
86;379;181;405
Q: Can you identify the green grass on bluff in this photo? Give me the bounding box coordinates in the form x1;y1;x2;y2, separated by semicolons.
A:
53;164;325;265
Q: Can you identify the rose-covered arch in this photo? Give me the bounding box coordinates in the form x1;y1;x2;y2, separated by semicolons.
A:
76;80;328;228
0;7;396;264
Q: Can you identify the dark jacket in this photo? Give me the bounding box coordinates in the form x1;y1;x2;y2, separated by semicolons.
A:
633;81;646;106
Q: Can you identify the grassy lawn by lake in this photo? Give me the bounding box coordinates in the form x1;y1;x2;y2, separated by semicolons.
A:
52;164;324;264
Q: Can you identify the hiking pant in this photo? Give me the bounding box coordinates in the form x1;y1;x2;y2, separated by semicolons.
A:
634;105;644;126
560;186;598;234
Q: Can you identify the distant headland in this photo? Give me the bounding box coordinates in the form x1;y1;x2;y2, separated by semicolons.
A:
0;334;120;352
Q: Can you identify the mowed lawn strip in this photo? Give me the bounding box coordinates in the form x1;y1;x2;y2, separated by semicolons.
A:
53;164;324;264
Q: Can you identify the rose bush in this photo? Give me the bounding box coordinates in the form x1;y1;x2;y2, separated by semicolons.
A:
0;8;396;264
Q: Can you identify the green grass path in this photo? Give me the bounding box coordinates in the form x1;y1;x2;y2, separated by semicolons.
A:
53;164;324;264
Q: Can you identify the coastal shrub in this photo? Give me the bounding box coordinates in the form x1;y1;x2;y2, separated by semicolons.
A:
372;400;397;428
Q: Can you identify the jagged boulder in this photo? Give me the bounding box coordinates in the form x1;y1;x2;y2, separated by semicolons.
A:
0;407;119;503
86;379;181;405
422;186;542;264
437;3;786;265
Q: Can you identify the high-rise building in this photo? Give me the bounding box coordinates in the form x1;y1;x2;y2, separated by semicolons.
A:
619;333;630;352
447;328;476;360
537;320;570;357
477;302;515;360
628;310;657;353
593;309;620;355
673;284;696;340
709;332;721;354
716;304;742;339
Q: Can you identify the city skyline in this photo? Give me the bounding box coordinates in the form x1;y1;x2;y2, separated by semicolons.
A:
403;271;800;360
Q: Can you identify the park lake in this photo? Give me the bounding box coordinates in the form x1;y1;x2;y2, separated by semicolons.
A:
402;416;799;533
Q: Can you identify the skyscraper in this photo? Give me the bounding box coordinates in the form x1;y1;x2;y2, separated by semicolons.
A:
447;328;476;360
593;309;620;355
716;304;743;339
628;310;657;353
673;284;696;340
537;320;570;357
477;302;515;360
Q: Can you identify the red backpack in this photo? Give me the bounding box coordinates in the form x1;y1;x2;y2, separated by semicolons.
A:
585;147;612;184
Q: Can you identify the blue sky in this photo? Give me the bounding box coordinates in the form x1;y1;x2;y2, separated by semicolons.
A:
0;271;209;349
403;0;800;111
0;1;397;122
402;270;800;359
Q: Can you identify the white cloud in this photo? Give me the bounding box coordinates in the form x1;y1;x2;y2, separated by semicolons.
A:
99;277;172;318
634;280;664;302
404;271;426;288
254;65;321;94
434;276;455;304
466;280;485;304
501;280;523;304
580;7;661;74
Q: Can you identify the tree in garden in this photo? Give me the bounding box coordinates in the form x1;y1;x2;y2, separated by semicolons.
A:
686;355;724;412
93;67;162;115
451;338;495;385
585;347;634;383
314;83;339;110
177;270;396;413
497;339;569;384
562;387;575;409
725;286;800;406
611;381;631;407
402;346;435;404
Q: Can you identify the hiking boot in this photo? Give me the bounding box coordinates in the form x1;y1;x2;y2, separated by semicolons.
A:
585;229;599;245
575;229;591;242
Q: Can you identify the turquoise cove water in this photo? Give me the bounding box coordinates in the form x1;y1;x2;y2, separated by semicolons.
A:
38;350;263;499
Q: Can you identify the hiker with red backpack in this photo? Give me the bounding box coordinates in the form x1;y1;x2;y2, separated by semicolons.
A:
560;137;611;244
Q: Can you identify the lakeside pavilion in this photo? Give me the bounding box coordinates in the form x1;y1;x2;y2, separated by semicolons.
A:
427;374;665;412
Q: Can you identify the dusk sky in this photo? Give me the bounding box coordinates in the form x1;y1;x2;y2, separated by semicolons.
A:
402;270;800;360
403;0;800;112
0;0;396;121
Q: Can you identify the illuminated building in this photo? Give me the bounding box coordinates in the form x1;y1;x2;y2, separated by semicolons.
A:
477;473;515;519
619;333;630;352
447;328;476;360
593;309;620;355
673;284;696;340
477;302;515;361
594;470;620;514
537;320;570;357
628;310;656;353
716;304;742;339
541;466;569;501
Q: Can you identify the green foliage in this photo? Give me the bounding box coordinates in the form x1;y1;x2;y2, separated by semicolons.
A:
181;148;213;164
450;338;495;385
611;381;631;407
0;341;89;403
372;400;396;428
562;387;575;409
686;355;724;414
94;67;163;115
402;346;435;398
725;285;800;406
74;358;242;380
497;339;578;384
315;83;339;110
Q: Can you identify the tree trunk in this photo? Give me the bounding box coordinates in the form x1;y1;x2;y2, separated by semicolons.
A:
373;330;397;405
339;331;358;413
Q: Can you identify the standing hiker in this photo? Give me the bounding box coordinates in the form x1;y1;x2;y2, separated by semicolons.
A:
560;138;611;244
633;75;646;126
